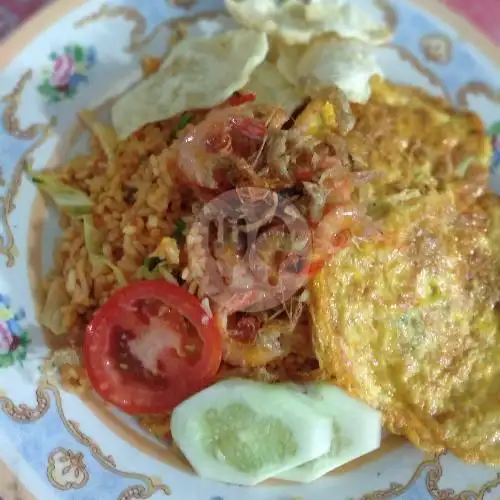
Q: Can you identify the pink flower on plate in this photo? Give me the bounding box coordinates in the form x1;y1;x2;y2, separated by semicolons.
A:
50;53;76;88
0;323;13;355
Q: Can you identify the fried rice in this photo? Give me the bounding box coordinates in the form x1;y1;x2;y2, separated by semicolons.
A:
34;71;493;449
38;93;371;439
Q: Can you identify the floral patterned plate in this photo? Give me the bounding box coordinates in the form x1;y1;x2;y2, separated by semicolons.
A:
0;1;500;499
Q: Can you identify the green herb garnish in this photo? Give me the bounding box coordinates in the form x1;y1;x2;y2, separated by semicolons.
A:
169;113;194;140
173;218;187;241
138;256;177;283
144;256;164;272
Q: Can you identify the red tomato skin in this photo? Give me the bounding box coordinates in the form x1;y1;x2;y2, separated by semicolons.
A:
84;280;222;415
227;92;257;107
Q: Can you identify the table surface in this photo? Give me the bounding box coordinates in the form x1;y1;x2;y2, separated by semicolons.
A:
0;0;498;498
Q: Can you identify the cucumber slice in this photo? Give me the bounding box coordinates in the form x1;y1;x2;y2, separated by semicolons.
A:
171;378;333;485
276;383;382;482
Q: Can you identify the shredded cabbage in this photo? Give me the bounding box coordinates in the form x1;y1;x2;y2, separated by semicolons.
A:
82;216;127;287
79;109;118;161
25;159;92;216
29;173;92;216
82;215;102;255
89;255;127;287
136;256;178;284
40;278;70;336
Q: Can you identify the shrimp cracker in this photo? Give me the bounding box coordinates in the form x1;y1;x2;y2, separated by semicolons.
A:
224;0;390;46
277;37;381;104
111;29;269;139
244;61;304;114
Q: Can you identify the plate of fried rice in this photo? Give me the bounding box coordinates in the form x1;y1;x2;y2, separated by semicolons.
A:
1;0;500;498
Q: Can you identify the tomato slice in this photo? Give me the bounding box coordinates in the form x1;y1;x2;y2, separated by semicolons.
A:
84;280;222;415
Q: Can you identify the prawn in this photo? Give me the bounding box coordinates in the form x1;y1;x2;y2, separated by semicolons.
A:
219;313;291;368
223;335;285;368
177;107;267;190
308;204;378;275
